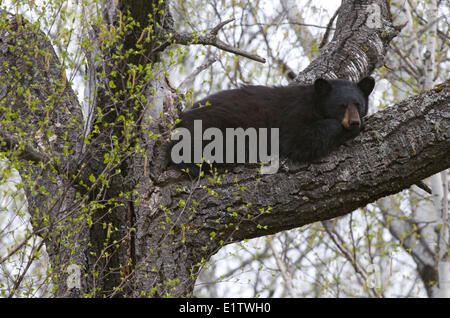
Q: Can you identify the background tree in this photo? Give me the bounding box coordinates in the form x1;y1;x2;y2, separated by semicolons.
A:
0;0;448;298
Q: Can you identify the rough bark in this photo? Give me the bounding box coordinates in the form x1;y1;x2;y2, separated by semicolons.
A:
295;0;399;83
0;9;87;297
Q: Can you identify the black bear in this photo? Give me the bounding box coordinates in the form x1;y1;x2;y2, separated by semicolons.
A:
169;76;375;176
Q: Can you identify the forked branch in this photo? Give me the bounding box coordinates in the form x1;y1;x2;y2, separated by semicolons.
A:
155;18;266;63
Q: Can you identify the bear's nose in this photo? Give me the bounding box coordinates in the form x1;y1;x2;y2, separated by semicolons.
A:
349;119;360;128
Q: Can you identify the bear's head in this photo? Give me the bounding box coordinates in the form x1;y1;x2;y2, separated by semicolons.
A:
314;76;375;132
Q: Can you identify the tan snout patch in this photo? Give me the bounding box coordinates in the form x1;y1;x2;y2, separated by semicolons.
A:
341;104;361;129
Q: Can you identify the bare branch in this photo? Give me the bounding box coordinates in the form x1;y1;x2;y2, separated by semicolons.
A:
0;132;52;167
319;5;340;49
161;80;450;245
274;57;296;81
295;0;402;83
323;220;382;298
210;18;235;35
241;22;336;30
267;235;297;297
171;18;266;63
402;15;446;47
415;180;433;194
177;56;218;91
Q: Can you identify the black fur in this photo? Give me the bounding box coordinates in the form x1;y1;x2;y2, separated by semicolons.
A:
169;77;375;176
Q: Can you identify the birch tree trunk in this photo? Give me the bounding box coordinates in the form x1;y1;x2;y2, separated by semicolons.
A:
423;0;450;298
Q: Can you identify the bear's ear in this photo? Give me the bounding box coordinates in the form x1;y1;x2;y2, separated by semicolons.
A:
358;76;375;97
314;78;332;95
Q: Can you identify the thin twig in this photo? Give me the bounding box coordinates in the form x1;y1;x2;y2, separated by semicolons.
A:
415;180;433;194
211;18;235;35
268;235;297;297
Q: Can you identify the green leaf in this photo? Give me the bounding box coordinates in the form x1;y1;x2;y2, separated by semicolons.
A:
108;80;116;89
